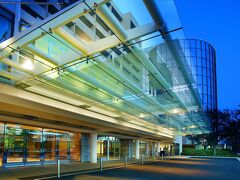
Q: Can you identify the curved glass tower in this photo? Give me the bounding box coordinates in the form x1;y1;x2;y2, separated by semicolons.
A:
180;39;217;112
153;39;217;133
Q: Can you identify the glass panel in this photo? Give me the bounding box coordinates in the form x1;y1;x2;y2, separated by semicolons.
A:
5;124;25;163
140;141;147;156
43;129;56;161
69;133;81;161
97;140;104;158
0;123;4;166
109;141;120;160
0;6;14;43
25;126;42;162
57;132;69;160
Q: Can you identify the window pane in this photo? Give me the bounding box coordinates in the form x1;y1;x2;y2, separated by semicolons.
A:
5;124;25;163
0;123;4;166
70;133;81;161
25;126;42;162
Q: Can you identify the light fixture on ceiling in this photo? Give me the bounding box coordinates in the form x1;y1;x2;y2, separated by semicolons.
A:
189;125;197;129
22;58;34;70
139;113;146;118
171;108;185;115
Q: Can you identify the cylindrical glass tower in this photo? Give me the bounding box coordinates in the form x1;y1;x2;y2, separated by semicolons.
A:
151;39;217;133
179;39;217;112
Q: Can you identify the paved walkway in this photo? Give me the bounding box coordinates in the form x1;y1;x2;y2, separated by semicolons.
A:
50;157;240;180
2;157;239;180
0;157;156;180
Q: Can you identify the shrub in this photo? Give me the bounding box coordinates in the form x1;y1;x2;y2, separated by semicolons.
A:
182;148;238;157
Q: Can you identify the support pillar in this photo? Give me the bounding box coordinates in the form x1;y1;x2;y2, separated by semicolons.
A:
135;140;140;159
146;142;149;157
179;140;183;155
174;136;183;155
157;142;161;156
90;133;97;163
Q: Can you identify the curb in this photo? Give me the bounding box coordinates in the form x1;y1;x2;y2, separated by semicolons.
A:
190;156;240;159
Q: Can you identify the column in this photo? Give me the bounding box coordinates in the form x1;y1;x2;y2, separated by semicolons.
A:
146;142;149;156
90;133;97;163
157;142;161;156
135;140;140;159
179;139;183;155
174;136;183;155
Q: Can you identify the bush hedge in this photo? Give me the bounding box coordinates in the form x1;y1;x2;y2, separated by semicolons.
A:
182;148;239;157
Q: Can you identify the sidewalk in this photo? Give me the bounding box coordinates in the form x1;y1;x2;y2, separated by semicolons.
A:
0;157;159;180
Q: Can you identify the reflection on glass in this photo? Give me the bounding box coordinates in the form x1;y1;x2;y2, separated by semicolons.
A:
0;123;4;166
57;132;69;160
5;124;25;163
140;141;147;156
97;137;120;160
26;126;42;162
97;140;104;158
109;141;120;159
0;122;82;165
69;133;80;161
43;129;56;161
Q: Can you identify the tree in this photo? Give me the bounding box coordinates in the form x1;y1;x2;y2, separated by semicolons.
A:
222;106;240;153
186;107;240;153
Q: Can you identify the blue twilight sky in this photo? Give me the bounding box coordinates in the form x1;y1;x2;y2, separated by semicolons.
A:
115;0;240;110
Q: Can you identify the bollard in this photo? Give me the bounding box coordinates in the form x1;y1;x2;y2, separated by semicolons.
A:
100;157;103;172
57;159;60;178
141;155;144;164
125;156;128;168
161;154;163;160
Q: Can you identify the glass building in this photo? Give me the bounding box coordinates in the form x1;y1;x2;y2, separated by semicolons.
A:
0;0;217;167
0;122;81;166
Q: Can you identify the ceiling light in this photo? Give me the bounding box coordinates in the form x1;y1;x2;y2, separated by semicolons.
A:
189;125;197;129
22;59;34;70
139;113;146;118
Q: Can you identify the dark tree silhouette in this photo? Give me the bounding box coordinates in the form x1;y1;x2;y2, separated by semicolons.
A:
186;106;240;153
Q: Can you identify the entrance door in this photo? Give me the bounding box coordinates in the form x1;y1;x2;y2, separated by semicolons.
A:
26;127;42;162
109;141;120;159
5;124;25;163
43;129;56;161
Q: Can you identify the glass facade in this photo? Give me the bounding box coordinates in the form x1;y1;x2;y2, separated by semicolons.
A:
0;7;14;84
139;141;147;156
0;7;14;43
157;39;217;112
0;122;4;166
153;39;217;133
0;122;81;167
97;136;120;160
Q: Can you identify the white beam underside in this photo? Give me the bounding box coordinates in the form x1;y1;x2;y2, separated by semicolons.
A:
0;84;173;138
